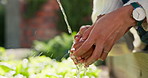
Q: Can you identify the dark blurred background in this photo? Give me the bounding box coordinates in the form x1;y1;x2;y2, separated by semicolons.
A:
0;0;92;48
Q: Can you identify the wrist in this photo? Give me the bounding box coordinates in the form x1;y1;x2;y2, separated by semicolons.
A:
119;5;137;27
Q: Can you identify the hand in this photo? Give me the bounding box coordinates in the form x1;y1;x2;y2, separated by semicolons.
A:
70;18;108;64
70;15;105;64
70;25;93;64
73;5;136;67
70;39;95;64
74;25;91;43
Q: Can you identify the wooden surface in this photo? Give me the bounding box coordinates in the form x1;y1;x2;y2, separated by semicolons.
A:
107;50;148;78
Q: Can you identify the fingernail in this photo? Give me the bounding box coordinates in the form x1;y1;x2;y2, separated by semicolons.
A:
74;35;80;39
80;38;85;42
75;37;79;40
71;48;76;51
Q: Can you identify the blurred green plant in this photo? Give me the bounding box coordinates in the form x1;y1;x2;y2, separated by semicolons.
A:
0;47;6;61
58;0;92;32
32;32;76;61
0;56;100;78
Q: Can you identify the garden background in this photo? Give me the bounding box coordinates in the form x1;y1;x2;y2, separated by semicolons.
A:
0;0;105;78
1;0;147;78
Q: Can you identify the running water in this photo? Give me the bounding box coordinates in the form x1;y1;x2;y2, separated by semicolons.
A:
57;0;72;34
57;0;88;77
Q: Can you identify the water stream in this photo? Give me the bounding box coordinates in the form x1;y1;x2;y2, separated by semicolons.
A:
57;0;88;77
57;0;72;34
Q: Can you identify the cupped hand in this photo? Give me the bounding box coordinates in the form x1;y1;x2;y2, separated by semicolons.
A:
70;15;105;64
70;25;94;64
73;5;136;67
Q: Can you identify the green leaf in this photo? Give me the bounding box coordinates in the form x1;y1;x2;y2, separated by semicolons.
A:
0;47;5;53
0;62;15;75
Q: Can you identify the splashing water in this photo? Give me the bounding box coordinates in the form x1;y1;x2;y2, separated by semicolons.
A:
68;51;88;78
57;0;72;34
57;0;88;77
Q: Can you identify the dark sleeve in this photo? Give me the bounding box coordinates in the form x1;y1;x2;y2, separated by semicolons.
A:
137;26;148;44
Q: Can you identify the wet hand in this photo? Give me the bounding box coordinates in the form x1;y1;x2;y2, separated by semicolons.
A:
73;5;136;67
70;15;105;65
70;25;93;64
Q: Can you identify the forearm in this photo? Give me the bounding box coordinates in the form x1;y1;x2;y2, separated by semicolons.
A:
94;5;136;29
108;5;136;28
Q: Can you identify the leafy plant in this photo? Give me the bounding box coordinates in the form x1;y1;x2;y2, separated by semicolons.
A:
33;32;76;61
0;47;6;61
0;56;100;78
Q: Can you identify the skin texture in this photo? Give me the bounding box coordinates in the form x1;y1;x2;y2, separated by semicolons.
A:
70;5;136;67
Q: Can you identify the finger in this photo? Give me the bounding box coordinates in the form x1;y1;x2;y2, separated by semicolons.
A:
74;25;90;42
101;43;114;61
80;51;93;63
100;26;129;61
70;53;78;64
100;51;109;61
78;47;94;63
100;32;117;60
84;44;103;66
78;25;90;35
80;45;95;60
73;38;94;57
81;26;94;40
74;35;81;42
70;40;84;53
70;48;76;53
81;48;93;59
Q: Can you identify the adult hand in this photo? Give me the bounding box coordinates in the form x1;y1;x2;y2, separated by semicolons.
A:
70;15;105;64
70;25;93;64
73;5;136;67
